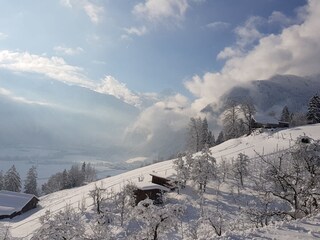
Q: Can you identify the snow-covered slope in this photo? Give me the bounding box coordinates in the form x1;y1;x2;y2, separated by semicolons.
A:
2;124;320;239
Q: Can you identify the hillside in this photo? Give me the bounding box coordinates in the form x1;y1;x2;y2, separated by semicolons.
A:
1;124;320;239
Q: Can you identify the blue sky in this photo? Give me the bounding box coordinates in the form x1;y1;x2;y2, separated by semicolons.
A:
0;0;308;96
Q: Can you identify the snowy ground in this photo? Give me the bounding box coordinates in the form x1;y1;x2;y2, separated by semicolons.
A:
1;124;320;239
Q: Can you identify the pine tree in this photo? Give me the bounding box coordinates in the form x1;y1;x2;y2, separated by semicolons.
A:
0;171;4;190
216;131;224;145
4;165;21;192
24;166;38;196
307;94;320;124
280;106;291;122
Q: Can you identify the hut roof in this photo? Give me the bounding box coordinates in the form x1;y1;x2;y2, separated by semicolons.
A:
0;190;39;216
150;172;176;180
135;182;170;192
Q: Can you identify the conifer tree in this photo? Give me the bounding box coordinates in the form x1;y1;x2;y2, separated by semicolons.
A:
307;94;320;123
24;166;38;196
4;165;21;192
280;106;291;122
0;170;4;190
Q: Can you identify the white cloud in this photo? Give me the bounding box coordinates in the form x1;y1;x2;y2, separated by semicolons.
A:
61;0;104;24
133;0;188;23
125;93;194;155
0;50;94;87
124;26;148;36
234;16;264;48
185;0;320;111
54;46;84;56
268;11;295;26
206;21;230;31
0;32;8;40
96;76;142;107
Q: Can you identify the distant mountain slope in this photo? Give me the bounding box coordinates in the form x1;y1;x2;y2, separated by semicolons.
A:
202;74;320;116
0;75;139;160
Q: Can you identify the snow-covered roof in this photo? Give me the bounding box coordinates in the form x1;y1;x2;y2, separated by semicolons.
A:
135;182;170;192
0;190;39;216
150;172;176;180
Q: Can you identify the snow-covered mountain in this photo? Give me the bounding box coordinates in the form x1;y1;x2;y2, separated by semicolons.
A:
2;124;320;239
202;74;320;116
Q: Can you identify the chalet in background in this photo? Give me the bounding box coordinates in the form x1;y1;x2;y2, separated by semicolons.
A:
251;117;289;129
0;190;39;219
134;182;170;205
150;173;177;190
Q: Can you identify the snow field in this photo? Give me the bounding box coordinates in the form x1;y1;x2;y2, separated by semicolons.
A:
1;124;319;239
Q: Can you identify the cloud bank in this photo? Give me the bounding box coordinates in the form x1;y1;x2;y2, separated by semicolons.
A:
185;0;320;111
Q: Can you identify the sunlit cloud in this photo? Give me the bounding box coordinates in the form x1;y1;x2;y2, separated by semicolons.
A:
124;26;148;36
0;50;94;87
133;0;188;24
96;76;142;108
185;0;320;111
60;0;104;24
206;21;230;31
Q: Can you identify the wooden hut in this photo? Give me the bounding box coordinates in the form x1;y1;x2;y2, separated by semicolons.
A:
0;190;39;219
150;173;177;190
134;182;170;205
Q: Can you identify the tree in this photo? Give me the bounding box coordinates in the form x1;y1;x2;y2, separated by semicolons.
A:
190;146;217;192
24;166;38;196
114;183;137;226
31;206;87;240
216;131;224;145
0;171;4;190
232;153;250;187
280;106;291;123
307;94;320;123
186;117;214;153
239;99;256;135
130;199;185;240
258;136;320;219
173;153;190;191
222;100;241;140
4;165;21;192
90;184;106;214
42;172;64;194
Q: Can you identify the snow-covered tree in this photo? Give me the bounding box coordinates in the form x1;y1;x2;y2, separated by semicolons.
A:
173;154;189;190
223;100;242;140
114;183;137;226
307;94;320;123
259;136;320;218
0;171;4;190
186;117;214;153
42;172;64;194
31;206;87;240
239;99;256;135
24;166;38;196
90;183;106;214
68;164;83;188
4;165;21;192
82;162;96;182
215;131;224;145
232;153;250;187
190;146;217;192
280;106;291;123
130;199;185;240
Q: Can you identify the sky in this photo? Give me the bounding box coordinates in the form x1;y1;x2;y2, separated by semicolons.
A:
1;0;320;158
0;0;309;98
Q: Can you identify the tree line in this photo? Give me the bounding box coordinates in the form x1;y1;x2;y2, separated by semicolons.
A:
0;162;96;196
